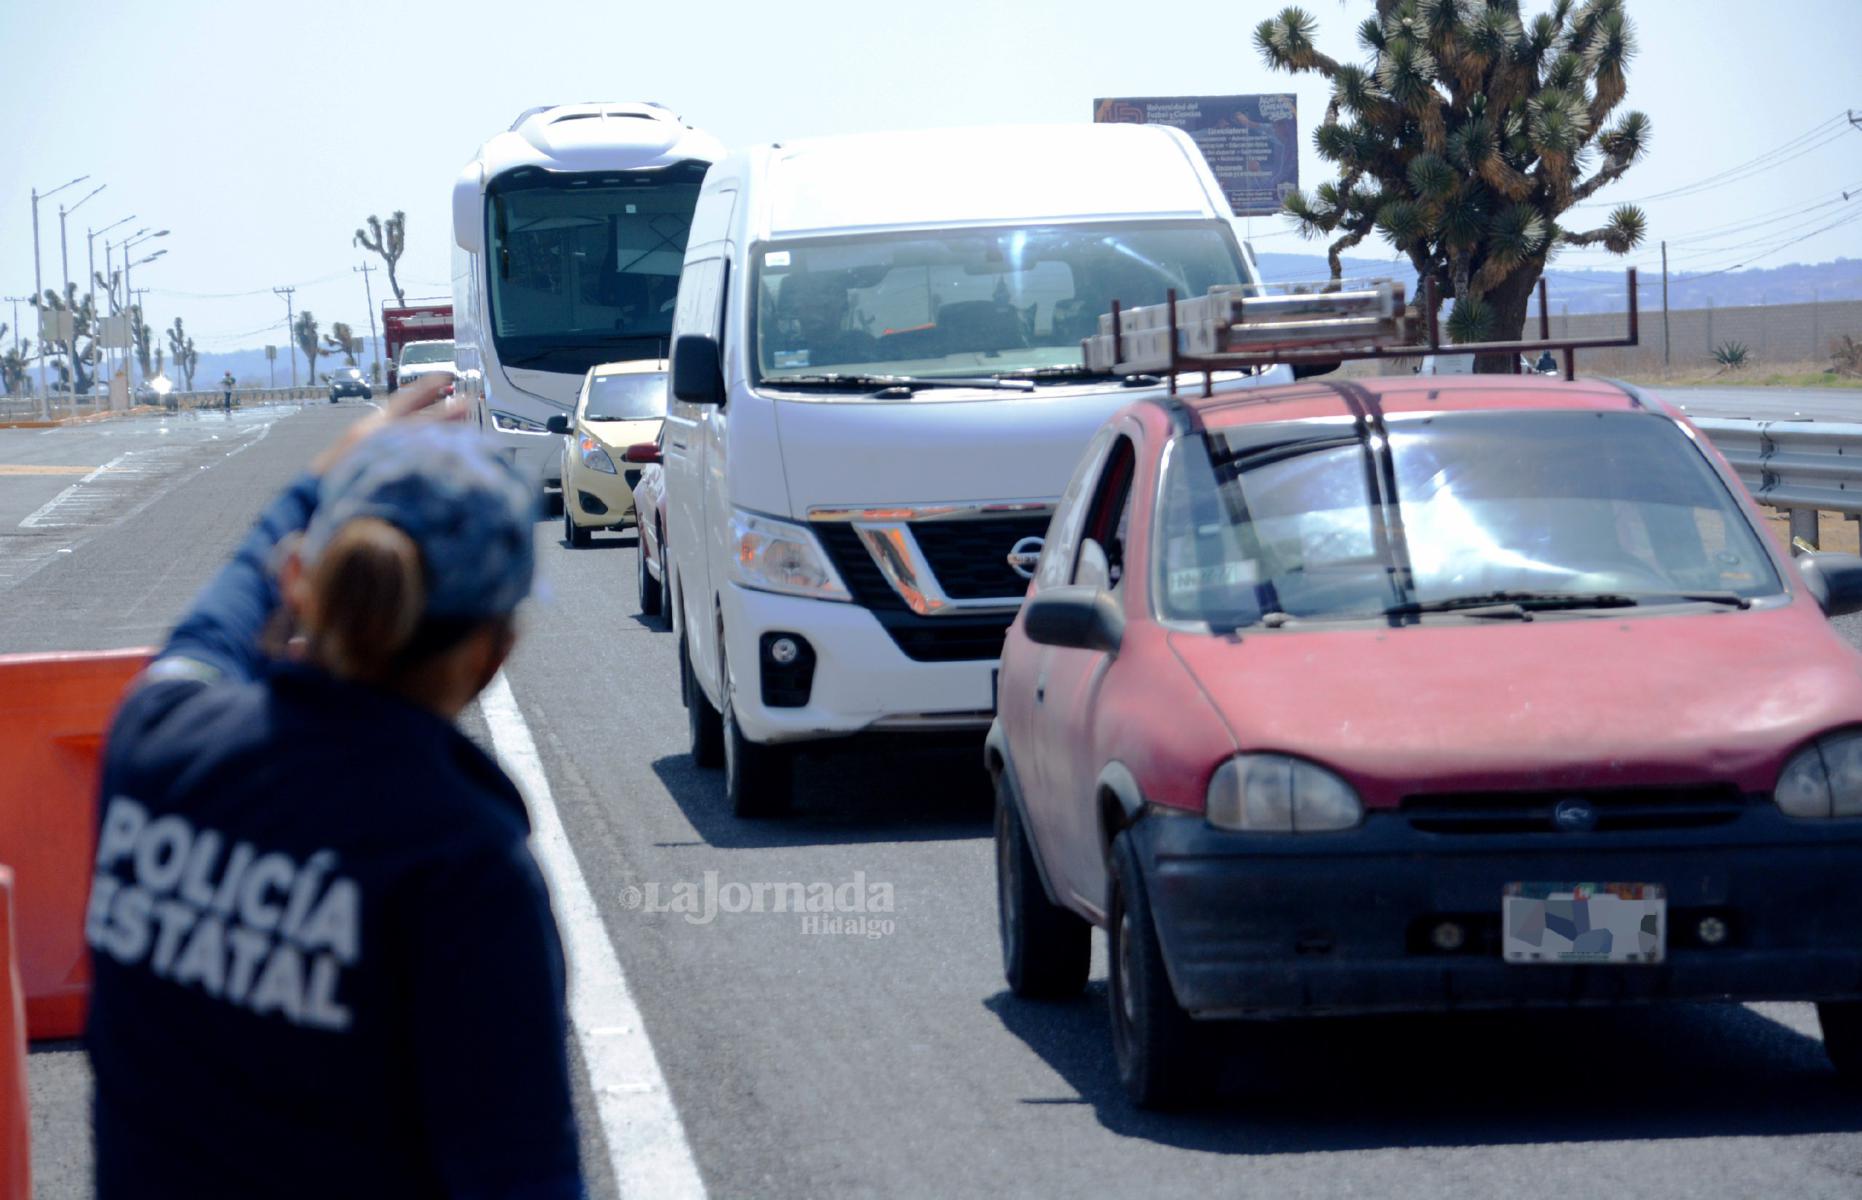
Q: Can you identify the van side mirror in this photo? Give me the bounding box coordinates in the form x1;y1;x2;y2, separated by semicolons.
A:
671;335;724;406
1798;552;1862;618
622;442;661;464
1022;585;1123;654
545;414;570;435
1291;359;1340;379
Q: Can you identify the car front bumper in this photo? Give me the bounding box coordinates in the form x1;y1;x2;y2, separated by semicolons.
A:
720;583;998;745
1131;807;1862;1019
564;461;640;528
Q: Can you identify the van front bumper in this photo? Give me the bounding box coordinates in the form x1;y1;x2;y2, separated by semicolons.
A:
720;584;1000;745
1131;807;1862;1019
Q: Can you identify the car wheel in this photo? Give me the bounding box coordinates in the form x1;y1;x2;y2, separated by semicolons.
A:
637;535;662;617
996;777;1091;999
1820;1002;1862;1084
721;648;792;818
562;500;590;548
1108;829;1207;1109
682;630;724;768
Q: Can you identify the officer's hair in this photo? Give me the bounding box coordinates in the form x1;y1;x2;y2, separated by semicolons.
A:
303;517;426;683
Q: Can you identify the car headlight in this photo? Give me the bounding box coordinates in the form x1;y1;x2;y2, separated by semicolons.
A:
578;433;617;474
1205;754;1363;832
1776;731;1862;818
490;409;550;434
727;510;849;602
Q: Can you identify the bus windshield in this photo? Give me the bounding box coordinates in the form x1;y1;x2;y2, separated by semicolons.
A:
487;166;705;377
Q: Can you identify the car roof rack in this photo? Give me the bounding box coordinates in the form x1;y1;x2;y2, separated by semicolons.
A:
1083;270;1640;396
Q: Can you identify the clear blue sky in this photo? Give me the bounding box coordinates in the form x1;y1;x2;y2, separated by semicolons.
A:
4;0;1859;353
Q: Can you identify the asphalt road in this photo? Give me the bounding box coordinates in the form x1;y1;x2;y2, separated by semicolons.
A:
12;401;1862;1198
1652;386;1861;424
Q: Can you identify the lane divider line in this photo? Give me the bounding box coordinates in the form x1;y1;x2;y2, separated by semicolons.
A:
480;672;707;1200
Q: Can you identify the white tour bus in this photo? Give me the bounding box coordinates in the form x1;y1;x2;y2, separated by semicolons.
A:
661;123;1303;817
451;102;725;503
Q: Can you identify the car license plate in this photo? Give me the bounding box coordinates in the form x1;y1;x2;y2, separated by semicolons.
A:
1502;882;1665;964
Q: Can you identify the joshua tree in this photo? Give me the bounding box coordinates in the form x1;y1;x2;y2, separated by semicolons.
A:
1256;0;1650;368
39;285;99;394
131;305;153;380
353;212;407;305
0;333;29;397
294;310;323;385
323;321;362;366
166;317;200;389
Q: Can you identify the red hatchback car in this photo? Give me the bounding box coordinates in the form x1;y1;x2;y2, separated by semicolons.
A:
987;374;1862;1107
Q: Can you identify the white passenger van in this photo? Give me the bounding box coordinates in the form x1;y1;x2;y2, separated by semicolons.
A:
663;124;1302;815
451;103;724;505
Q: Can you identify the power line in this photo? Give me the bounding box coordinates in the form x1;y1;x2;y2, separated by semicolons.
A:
1669;205;1862;285
1574;110;1858;208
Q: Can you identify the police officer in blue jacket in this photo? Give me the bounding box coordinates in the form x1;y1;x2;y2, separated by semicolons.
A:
85;377;585;1199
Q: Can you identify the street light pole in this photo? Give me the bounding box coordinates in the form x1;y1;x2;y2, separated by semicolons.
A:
30;174;89;414
58;184;105;402
119;230;169;386
88;214;135;391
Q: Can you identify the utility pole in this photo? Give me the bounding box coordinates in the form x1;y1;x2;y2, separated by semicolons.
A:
273;286;297;387
1660;241;1671;375
354;263;382;384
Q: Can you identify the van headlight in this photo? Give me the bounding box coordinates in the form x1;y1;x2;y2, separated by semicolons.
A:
728;510;849;602
491;409;549;434
1205;754;1363;832
1775;731;1862;818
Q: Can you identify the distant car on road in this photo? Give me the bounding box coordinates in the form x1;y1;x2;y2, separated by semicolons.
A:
328;366;373;403
394;340;456;392
990;372;1862;1108
548;359;667;548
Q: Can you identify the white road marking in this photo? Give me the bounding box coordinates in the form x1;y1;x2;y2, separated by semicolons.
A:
480;672;706;1200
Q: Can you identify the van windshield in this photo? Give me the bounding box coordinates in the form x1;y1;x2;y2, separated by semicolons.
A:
487;164;706;377
753;223;1249;388
399;342;453;366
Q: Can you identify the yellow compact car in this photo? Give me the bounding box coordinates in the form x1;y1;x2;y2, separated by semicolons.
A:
549;360;668;547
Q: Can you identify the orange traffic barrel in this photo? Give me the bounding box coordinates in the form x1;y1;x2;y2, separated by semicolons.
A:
0;649;151;1040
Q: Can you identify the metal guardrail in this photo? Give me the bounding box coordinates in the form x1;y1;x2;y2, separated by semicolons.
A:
1;385;339;422
1694;417;1862;550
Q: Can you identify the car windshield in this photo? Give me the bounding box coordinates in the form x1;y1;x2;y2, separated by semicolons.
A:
752;222;1248;389
486;164;707;377
400;342;453;365
582;373;667;421
1157;410;1781;628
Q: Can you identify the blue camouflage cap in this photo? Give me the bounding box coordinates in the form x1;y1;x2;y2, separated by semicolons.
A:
301;422;537;619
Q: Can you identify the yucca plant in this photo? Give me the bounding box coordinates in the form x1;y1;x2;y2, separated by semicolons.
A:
1831;334;1862;378
1257;0;1650;370
1713;340;1749;370
354;212;408;306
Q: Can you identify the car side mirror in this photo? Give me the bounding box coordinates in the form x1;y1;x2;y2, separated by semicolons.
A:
1798;552;1862;618
622;441;661;464
671;335;724;406
545;414;570;435
1023;585;1123;654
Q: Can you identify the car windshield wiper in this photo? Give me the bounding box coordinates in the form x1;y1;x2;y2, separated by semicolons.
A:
761;373;1035;393
1385;591;1643;620
1626;590;1753;609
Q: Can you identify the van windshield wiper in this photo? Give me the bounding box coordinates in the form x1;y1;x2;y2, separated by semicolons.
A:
1384;591;1643;620
990;366;1113;383
762;373;1035;393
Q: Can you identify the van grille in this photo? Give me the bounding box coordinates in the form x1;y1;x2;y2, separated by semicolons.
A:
910;516;1049;600
813;522;1028;662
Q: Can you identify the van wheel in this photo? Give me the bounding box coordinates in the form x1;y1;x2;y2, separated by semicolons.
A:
682;631;723;768
637;535;662;616
562;502;590;548
722;652;791;818
1108;829;1207;1109
543;489;563;517
1820;1002;1862;1085
996;776;1090;999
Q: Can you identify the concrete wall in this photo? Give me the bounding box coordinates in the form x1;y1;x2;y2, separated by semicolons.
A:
1551;298;1862;375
